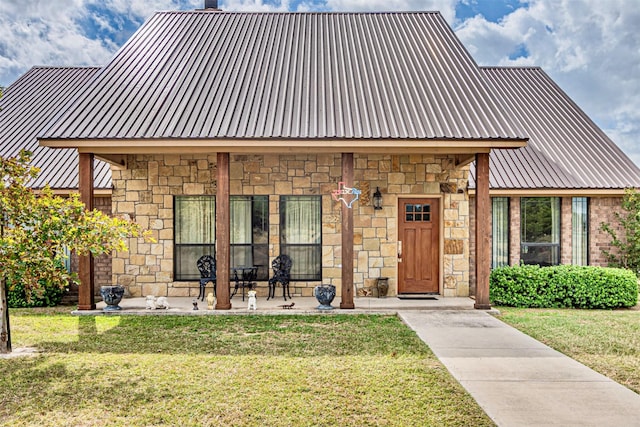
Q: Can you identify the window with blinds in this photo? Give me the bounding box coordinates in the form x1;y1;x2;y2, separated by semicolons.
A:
491;197;509;268
572;197;588;265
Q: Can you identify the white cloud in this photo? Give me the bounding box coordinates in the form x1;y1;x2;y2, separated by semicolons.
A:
0;2;108;85
220;0;291;12
105;0;200;15
0;0;201;86
322;0;457;22
0;0;637;167
455;0;640;165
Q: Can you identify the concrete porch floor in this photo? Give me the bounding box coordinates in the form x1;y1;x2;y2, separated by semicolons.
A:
76;295;479;315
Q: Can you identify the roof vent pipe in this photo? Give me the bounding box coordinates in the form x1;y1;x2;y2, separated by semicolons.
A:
204;0;218;8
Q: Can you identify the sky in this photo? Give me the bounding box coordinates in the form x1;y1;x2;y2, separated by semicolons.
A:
0;0;638;166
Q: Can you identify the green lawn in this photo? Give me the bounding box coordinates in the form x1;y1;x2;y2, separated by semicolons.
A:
498;306;640;394
0;308;493;427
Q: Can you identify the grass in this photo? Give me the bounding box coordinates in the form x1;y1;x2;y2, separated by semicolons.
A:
497;306;640;394
0;308;494;427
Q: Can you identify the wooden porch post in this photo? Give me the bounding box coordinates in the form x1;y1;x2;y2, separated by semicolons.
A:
340;153;355;309
475;152;491;309
78;153;95;310
215;152;231;310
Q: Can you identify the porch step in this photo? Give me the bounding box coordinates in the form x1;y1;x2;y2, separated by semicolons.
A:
60;292;79;306
397;294;438;300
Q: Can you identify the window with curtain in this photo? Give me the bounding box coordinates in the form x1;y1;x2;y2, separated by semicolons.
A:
572;197;588;265
520;197;561;266
491;197;509;269
230;196;269;280
174;196;216;281
174;195;269;281
280;196;321;281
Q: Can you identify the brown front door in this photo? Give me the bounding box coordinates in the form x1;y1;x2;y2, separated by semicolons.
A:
398;198;440;294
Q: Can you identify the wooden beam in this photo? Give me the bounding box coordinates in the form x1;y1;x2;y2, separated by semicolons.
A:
44;137;527;151
340;153;355;309
474;152;491;309
215;152;231;310
470;189;632;197
78;153;95;310
95;154;126;169
454;153;476;167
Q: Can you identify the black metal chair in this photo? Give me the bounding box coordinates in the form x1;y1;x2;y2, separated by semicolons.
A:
197;255;216;301
267;254;292;301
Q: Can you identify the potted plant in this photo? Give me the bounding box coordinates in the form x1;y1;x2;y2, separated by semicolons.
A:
100;285;126;311
313;284;336;310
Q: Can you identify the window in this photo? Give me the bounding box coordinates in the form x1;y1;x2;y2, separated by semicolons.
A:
174;195;269;281
63;246;72;273
520;197;560;266
491;197;509;268
280;196;321;281
230;196;269;280
174;196;216;281
404;203;431;222
572;197;588;265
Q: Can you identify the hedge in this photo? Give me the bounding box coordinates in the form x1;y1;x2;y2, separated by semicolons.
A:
7;280;66;308
490;264;639;309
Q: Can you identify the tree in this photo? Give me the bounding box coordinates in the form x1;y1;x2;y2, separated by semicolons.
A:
601;188;640;276
0;151;151;353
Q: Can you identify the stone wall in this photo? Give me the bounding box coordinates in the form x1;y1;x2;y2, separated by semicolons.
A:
111;153;470;298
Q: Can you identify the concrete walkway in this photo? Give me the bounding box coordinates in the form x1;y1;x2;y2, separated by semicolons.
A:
400;310;640;427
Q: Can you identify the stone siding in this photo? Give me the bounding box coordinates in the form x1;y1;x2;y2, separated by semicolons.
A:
112;154;470;298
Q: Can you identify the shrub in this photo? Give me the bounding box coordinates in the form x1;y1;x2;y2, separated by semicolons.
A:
7;280;66;308
490;264;638;309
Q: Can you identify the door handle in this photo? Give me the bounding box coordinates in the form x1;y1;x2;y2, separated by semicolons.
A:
398;241;402;262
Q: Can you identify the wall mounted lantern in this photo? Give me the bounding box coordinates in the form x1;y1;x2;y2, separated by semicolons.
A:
373;187;383;210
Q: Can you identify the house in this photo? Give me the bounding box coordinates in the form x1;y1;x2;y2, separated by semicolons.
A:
10;7;636;310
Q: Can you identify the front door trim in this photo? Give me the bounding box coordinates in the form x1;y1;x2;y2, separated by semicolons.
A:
397;195;443;295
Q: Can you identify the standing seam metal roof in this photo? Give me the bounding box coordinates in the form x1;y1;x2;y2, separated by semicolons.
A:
469;67;640;190
0;66;111;190
40;12;526;142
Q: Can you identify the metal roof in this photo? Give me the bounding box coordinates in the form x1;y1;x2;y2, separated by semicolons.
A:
40;12;525;143
0;66;111;190
469;67;640;190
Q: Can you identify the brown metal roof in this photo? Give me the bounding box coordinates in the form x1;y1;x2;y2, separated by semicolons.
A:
0;66;111;190
470;67;640;190
40;12;525;144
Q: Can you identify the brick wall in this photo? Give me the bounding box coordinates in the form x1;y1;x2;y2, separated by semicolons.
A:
67;195;113;300
589;197;623;266
112;153;471;298
469;195;625;298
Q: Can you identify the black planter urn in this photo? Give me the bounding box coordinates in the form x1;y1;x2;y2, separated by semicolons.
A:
314;284;336;310
100;286;125;311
